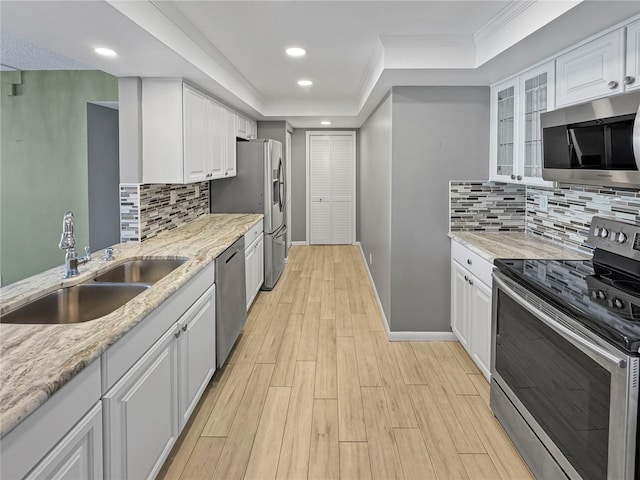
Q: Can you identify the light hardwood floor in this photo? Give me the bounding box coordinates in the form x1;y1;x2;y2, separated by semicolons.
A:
158;245;533;480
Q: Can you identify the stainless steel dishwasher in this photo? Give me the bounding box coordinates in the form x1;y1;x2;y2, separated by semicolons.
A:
215;236;247;367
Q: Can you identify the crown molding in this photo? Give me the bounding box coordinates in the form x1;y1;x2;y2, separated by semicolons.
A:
474;0;537;45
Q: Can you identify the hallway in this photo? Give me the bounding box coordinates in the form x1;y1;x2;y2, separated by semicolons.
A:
158;245;532;480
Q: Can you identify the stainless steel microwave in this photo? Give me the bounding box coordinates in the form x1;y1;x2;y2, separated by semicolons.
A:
541;90;640;188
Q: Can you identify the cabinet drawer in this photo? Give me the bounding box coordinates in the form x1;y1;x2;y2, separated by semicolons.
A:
451;241;493;286
244;220;264;249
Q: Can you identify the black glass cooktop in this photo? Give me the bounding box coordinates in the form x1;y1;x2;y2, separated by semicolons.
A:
494;251;640;355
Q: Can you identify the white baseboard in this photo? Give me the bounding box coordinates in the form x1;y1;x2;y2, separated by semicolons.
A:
357;244;391;337
357;244;456;342
388;331;458;342
291;241;308;246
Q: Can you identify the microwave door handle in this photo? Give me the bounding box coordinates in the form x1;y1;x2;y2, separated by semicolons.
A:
633;104;640;170
494;275;627;369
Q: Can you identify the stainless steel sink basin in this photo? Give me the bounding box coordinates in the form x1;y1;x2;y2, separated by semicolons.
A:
93;258;186;284
0;283;149;325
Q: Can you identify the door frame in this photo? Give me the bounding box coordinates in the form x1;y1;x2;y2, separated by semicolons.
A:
305;130;357;245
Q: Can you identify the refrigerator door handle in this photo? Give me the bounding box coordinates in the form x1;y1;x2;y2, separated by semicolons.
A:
277;158;285;212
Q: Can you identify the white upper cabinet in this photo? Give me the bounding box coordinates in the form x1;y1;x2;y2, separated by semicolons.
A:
626;19;640;91
223;107;237;178
183;85;211;183
555;29;625;107
490;61;554;186
142;80;238;184
235;114;258;141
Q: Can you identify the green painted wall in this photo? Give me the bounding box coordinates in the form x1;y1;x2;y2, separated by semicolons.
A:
1;70;118;285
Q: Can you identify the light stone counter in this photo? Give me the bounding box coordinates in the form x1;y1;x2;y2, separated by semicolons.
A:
0;213;262;437
448;231;591;262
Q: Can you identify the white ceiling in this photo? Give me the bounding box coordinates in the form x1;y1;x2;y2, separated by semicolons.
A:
1;1;639;127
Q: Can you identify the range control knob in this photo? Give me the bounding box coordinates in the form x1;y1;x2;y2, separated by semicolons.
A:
600;228;609;238
617;232;627;244
609;230;617;241
593;227;601;237
613;298;625;309
596;290;607;300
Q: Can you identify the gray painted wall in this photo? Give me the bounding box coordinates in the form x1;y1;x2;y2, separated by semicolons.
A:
0;70;117;285
87;103;120;252
390;86;490;332
290;128;360;243
358;86;490;332
358;94;393;322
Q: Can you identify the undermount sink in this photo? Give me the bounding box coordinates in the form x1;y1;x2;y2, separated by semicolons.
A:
0;283;150;325
93;258;187;284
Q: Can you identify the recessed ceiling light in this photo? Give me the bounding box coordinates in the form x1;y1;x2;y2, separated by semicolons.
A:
298;79;313;87
94;47;117;57
286;47;306;57
321;121;331;126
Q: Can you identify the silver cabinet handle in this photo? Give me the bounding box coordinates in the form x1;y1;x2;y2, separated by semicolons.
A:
608;80;619;89
517;175;522;181
175;330;181;338
182;324;188;332
623;76;635;85
510;174;516;180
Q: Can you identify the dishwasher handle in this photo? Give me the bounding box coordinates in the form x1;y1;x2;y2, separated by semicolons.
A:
225;251;238;263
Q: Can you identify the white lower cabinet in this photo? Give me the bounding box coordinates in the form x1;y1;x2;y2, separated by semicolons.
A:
103;324;179;480
450;241;493;381
103;280;216;480
245;223;265;310
178;285;216;429
26;403;103;480
451;261;470;350
469;276;492;380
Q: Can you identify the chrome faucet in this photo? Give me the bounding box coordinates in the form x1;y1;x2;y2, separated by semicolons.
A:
58;211;91;278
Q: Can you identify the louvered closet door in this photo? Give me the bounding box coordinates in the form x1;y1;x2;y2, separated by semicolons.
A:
309;134;354;244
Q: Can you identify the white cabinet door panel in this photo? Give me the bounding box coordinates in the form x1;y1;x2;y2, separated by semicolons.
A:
208;101;224;179
103;325;178;480
178;285;216;429
183;85;210;183
556;29;624;106
26;403;103;480
470;279;492;381
626;20;640;92
245;244;255;310
451;260;470;350
255;235;264;293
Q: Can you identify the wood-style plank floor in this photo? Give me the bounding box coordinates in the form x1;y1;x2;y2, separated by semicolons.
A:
158;245;533;480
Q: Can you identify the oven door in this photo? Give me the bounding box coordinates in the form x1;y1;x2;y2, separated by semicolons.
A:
491;272;638;480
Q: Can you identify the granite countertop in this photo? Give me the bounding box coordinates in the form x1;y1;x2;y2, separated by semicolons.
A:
448;231;592;262
0;213;263;438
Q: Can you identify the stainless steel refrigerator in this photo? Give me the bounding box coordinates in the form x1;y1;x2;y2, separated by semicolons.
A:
210;139;286;290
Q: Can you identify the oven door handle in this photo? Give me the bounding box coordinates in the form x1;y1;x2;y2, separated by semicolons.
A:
495;275;627;369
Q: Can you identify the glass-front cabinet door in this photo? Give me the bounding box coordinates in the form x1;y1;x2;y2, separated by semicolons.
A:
520;62;555;186
490;61;555;186
490;78;518;182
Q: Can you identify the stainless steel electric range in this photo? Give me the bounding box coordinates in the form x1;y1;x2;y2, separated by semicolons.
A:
491;216;640;480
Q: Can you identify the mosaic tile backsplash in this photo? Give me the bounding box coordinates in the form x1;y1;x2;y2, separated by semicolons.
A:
120;182;209;242
526;184;640;253
450;181;640;253
449;181;526;232
120;184;140;242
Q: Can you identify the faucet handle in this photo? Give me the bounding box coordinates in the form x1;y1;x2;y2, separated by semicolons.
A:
104;247;117;261
84;246;92;261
